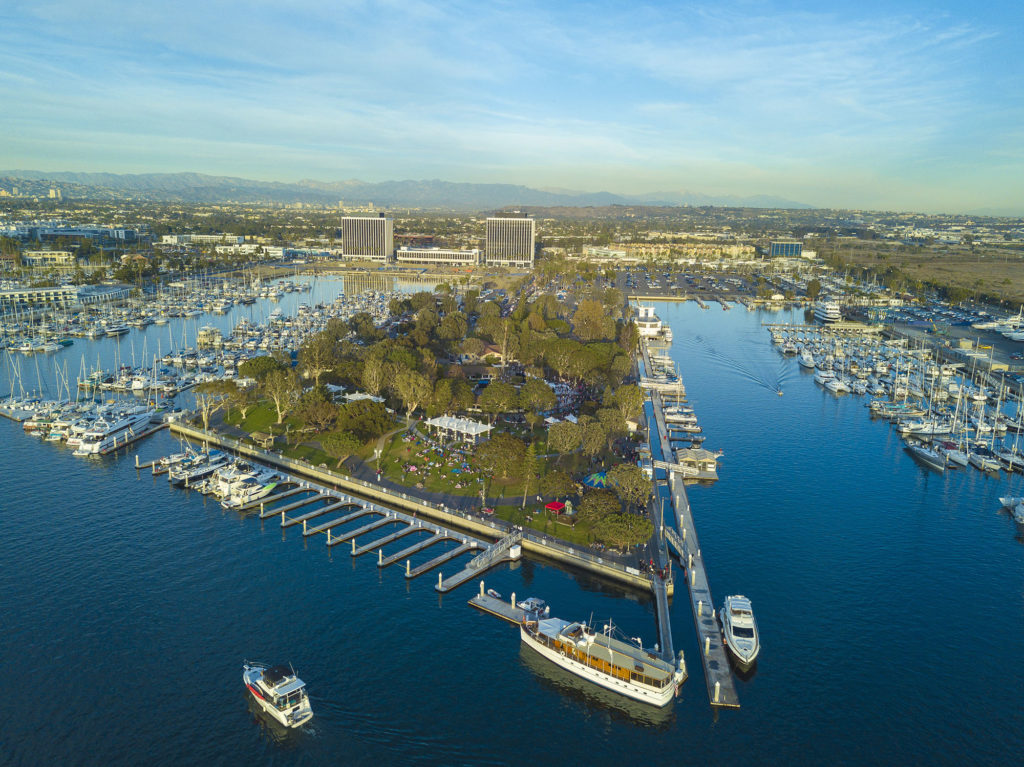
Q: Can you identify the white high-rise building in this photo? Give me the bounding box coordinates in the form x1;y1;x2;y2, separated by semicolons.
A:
341;216;394;262
485;217;535;268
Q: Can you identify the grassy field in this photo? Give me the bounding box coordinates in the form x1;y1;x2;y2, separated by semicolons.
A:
493;504;598;547
828;241;1024;306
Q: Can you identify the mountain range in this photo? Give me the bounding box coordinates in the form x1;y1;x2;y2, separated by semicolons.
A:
0;170;814;210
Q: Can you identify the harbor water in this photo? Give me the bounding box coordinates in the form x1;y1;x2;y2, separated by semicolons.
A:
2;298;1023;765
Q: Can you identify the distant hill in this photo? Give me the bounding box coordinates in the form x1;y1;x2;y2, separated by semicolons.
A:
0;170;814;210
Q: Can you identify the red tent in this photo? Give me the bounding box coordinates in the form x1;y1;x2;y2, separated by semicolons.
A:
545;501;566;514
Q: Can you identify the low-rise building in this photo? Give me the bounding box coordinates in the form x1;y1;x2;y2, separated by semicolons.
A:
396;247;480;266
21;250;76;268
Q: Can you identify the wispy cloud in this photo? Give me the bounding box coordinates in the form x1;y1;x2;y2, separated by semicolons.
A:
0;0;1020;211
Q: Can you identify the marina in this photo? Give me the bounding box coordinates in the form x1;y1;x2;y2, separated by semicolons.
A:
639;323;740;708
3;295;1024;764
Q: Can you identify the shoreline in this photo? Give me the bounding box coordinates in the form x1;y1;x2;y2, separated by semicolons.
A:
168;420;663;594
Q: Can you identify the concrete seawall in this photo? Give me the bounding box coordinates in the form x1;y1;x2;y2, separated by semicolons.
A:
168;421;658;592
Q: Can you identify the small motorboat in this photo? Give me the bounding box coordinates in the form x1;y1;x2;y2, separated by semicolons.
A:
486;588;502;599
517;597;550;617
242;662;313;728
719;595;760;668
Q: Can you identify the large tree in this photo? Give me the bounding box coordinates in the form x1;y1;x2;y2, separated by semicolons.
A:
238;355;285;381
617;320;640;353
298;333;338;387
296;385;338;433
472;433;527;480
193;380;232;430
571;298;616;342
540;469;576;498
594;513;653;551
577;488;620;524
520;378;556;418
607;463;653;510
547;420;581;462
438;311;468;343
321;430;362;468
614;383;644;423
226;381;259;421
581;421;607;458
598;407;628;448
478;381;518;422
336;399;393;441
394;368;432;421
262;368;300;424
361;348;386;395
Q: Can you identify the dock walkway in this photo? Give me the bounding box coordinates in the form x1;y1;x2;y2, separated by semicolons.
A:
641;333;740;709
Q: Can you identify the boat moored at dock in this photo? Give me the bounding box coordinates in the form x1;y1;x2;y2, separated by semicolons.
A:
520;610;686;708
719;595;760;668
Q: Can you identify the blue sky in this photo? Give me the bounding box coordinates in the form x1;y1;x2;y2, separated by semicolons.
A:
2;0;1022;213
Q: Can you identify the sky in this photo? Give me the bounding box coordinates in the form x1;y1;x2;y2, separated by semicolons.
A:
1;0;1022;213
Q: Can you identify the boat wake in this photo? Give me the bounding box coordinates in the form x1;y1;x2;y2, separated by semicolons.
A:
686;335;792;395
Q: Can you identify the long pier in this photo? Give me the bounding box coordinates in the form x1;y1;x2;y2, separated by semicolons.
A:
640;330;741;709
169;421;657;592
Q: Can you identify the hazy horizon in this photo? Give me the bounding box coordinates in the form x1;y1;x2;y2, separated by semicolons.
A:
2;1;1022;214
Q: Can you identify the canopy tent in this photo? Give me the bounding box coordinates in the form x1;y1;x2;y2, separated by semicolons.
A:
582;471;610;488
423;415;493;445
544;501;566;513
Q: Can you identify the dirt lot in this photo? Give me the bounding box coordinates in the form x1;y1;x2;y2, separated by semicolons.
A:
830;243;1024;307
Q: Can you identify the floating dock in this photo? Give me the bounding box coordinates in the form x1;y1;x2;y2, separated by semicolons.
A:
640;333;740;709
469;587;526;624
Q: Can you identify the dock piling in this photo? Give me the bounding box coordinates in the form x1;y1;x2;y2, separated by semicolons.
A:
698;599;703;616
406;560;410;576
479;581;484;596
438;572;443;588
351;538;356;553
378;549;382;565
705;636;710;656
715;681;721;703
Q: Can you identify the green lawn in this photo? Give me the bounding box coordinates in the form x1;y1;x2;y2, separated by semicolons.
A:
224;401;296;434
493;505;596;546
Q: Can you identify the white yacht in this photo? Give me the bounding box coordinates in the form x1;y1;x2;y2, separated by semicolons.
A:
220;478;279;509
211;459;280;498
520;612;686;708
813;300;842;324
934;441;969;468
824;376;851;394
168;450;229;486
73;408;154;456
242;663;313;728
797;348;816;369
719;595;760;668
813;368;836;385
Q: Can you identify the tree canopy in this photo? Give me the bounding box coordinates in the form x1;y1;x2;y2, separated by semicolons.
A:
472;433;527;480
